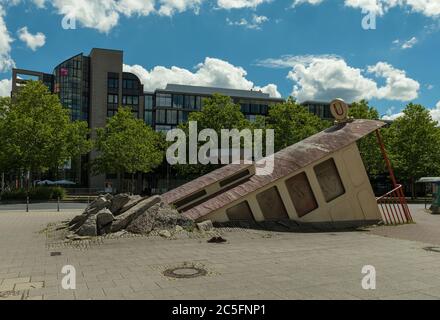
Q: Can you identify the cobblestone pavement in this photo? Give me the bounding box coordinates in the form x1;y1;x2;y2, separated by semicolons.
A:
369;204;440;245
1;206;440;300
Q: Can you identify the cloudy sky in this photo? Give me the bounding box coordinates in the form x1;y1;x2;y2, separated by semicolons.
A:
0;0;439;120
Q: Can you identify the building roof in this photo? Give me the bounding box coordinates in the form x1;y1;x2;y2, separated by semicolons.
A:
159;84;283;101
163;119;385;220
301;100;332;105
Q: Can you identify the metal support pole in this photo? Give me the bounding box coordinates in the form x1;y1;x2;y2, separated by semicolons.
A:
57;197;60;212
375;129;413;222
26;196;29;213
375;129;398;188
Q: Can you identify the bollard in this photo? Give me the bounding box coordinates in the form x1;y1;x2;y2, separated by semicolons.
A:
26;196;29;213
57;197;60;212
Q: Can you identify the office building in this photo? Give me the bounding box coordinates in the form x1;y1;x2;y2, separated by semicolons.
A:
11;48;283;191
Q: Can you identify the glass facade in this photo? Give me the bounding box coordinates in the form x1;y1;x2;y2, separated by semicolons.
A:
147;91;276;130
144;95;154;125
303;102;333;119
122;95;139;116
53;54;90;121
123;79;139;90
107;94;119;117
156;93;172;107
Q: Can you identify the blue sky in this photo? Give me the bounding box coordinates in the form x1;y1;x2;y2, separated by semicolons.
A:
0;0;439;120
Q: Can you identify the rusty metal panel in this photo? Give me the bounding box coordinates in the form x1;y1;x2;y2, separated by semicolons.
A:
314;158;345;202
256;186;289;220
285;172;318;217
226;201;255;221
180;120;385;221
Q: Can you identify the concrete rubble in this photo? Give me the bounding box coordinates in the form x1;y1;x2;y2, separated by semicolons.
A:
67;193;197;238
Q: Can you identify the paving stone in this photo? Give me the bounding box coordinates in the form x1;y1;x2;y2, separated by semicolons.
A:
2;205;440;300
14;281;44;291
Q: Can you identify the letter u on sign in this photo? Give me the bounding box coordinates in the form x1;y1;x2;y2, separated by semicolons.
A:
330;99;349;121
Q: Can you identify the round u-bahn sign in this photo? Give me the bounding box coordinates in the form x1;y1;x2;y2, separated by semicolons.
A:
330;99;349;121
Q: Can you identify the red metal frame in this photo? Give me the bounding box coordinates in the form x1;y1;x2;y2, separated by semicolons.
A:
375;129;413;224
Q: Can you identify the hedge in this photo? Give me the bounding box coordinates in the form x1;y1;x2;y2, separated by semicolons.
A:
0;186;66;201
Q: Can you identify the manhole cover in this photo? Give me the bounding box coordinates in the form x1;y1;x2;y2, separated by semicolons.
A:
163;267;207;279
423;247;440;253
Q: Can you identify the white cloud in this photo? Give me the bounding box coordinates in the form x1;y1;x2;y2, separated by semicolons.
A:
382;111;404;121
217;0;271;9
367;62;420;101
258;55;420;102
17;27;46;51
401;36;418;49
123;57;281;98
158;0;203;16
292;0;325;7
0;78;11;97
23;0;271;32
0;5;14;72
227;14;269;29
293;0;440;18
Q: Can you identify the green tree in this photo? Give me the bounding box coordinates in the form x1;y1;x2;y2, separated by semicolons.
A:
92;107;164;192
387;103;440;198
348;100;386;176
0;97;11;190
0;96;10;117
174;94;255;177
266;97;330;151
0;81;92;188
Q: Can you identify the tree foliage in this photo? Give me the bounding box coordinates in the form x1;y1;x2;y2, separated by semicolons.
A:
92;107;164;190
348;100;386;176
265;97;330;151
0;81;92;182
386;103;440;196
174;94;254;177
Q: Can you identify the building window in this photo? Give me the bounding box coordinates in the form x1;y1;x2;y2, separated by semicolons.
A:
195;96;202;110
156;109;166;123
285;172;318;217
156;93;172;107
173;95;184;109
123;79;138;90
121;95;139;116
167;110;178;125
226;201;254;221
246;115;257;122
184;95;195;109
107;94;118;104
314;158;345;203
107;94;119;117
145;110;153;126
145;95;153;110
219;170;250;187
108;78;118;89
179;111;190;123
122;95;139;106
256;186;289;220
241;103;250;113
156;125;172;132
250;103;260;114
